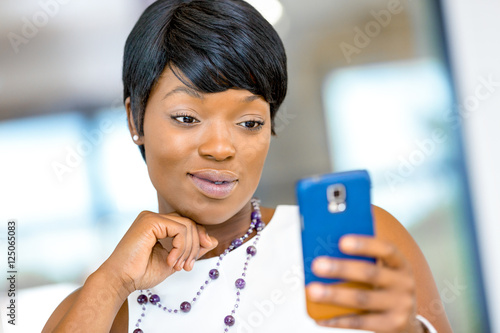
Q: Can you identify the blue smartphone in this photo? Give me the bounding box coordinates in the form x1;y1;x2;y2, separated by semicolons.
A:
296;170;375;320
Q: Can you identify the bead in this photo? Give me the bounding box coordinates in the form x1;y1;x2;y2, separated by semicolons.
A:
149;294;160;305
256;220;265;230
224;315;236;326
137;294;148;305
235;278;246;289
209;269;220;280
131;199;262;329
231;238;243;248
246;245;257;256
251;210;261;221
180;301;191;313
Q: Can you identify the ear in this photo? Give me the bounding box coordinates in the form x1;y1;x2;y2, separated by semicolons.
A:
125;97;144;145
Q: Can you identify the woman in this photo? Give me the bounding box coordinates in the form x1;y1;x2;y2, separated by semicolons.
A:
44;0;452;332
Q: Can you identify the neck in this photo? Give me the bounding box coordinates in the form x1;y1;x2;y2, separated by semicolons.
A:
201;201;254;259
157;198;271;259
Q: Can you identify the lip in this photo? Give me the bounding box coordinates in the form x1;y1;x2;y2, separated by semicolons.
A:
188;169;239;199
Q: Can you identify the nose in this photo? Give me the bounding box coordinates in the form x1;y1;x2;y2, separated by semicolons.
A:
198;123;236;161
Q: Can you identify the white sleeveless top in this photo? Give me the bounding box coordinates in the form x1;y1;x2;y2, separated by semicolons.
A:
128;205;370;333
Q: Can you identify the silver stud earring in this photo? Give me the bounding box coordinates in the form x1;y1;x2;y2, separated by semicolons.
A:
133;135;139;142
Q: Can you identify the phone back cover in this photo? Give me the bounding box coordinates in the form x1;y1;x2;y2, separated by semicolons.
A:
296;170;375;286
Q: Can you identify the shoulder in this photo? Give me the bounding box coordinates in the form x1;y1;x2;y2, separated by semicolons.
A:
372;205;424;261
372;205;452;332
372;205;409;240
42;287;129;333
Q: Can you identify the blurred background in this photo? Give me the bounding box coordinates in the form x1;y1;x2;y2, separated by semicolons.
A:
0;0;499;332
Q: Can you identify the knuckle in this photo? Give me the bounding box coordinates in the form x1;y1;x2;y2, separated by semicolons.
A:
364;264;380;284
355;289;370;307
384;243;398;257
322;286;336;301
179;224;188;233
138;210;154;222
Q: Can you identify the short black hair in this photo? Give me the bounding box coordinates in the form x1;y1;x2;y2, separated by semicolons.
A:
123;0;288;161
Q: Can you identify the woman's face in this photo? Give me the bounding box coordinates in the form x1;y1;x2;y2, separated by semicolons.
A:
133;67;272;224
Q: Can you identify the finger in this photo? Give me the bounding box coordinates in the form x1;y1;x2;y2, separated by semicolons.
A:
194;225;218;258
340;235;409;269
307;283;412;312
164;222;188;269
183;223;201;271
311;257;414;290
174;221;194;271
196;224;216;249
317;312;413;333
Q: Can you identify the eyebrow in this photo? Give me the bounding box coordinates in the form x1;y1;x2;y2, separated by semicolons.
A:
163;86;264;104
241;94;264;103
163;86;204;100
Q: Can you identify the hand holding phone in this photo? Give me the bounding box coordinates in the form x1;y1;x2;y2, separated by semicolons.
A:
296;170;375;320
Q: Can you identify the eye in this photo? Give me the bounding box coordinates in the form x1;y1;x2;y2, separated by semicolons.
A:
171;115;199;124
239;120;264;131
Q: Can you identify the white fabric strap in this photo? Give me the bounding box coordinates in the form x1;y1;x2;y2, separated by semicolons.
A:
416;315;438;333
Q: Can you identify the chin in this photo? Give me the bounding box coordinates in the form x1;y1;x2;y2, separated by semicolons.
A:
173;194;248;225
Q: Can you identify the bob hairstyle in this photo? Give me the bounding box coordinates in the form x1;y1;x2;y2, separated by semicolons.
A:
123;0;288;160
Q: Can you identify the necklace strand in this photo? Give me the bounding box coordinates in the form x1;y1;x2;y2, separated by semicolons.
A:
133;198;265;333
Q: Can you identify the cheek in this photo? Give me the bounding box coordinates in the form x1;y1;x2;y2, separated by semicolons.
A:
143;119;196;182
238;133;271;177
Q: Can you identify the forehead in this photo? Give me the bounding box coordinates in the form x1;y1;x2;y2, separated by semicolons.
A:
151;67;267;104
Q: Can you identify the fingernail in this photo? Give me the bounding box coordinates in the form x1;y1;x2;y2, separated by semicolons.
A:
341;236;359;251
313;258;336;273
190;259;195;270
308;284;324;300
319;317;338;326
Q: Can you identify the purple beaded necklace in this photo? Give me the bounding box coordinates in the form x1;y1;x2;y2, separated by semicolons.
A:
133;198;265;333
